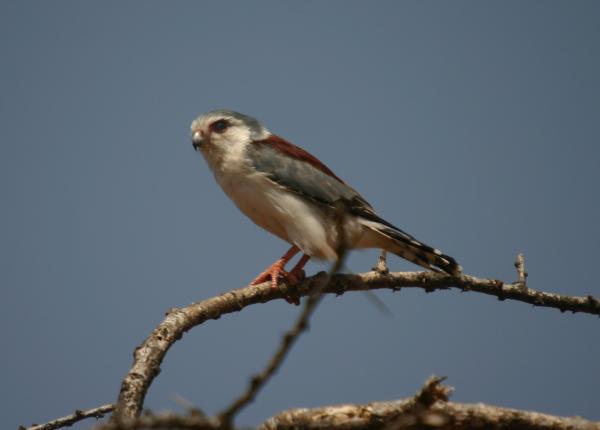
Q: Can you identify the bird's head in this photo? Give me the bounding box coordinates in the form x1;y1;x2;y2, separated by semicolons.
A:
190;110;269;167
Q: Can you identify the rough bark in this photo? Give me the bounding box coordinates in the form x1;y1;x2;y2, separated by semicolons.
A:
113;267;600;421
92;378;600;430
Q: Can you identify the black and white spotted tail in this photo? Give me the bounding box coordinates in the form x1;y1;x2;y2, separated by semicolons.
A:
359;214;462;276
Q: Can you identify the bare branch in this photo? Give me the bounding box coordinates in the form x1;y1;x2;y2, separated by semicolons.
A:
260;376;600;430
97;378;600;430
22;404;114;430
113;260;600;421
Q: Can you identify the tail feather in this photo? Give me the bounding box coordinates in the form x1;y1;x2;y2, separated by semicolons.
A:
359;219;462;276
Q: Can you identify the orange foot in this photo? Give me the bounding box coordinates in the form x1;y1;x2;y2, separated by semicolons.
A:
250;246;311;304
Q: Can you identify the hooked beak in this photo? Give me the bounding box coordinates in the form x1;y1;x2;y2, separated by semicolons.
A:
192;130;204;151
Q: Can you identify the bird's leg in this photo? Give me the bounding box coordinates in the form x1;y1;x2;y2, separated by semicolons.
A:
287;254;311;284
249;245;301;289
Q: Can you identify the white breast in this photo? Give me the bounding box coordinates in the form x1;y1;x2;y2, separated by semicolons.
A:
202;141;364;260
217;165;341;259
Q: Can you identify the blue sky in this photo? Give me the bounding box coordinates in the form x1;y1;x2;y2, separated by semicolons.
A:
1;1;599;428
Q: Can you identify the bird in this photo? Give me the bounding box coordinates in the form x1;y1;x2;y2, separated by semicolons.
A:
190;109;461;290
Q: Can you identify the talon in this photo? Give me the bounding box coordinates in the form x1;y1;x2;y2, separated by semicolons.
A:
248;246;311;304
249;246;301;289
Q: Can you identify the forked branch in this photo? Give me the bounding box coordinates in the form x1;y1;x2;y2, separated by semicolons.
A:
112;254;600;422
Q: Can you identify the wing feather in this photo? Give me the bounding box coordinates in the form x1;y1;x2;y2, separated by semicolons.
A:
248;136;372;210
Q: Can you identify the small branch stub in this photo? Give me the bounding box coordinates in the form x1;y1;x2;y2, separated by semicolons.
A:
372;250;389;274
413;375;452;407
515;253;528;290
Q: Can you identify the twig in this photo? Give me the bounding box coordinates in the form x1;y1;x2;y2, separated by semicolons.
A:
217;202;350;426
515;253;528;288
113;257;600;421
260;376;600;430
22;404;114;430
216;291;321;426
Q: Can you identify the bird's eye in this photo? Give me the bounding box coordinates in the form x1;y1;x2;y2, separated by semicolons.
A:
211;119;230;133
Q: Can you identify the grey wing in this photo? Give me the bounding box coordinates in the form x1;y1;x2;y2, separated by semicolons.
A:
247;143;372;211
246;142;418;236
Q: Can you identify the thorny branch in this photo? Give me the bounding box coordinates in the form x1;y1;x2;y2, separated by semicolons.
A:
111;253;600;424
27;254;600;430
